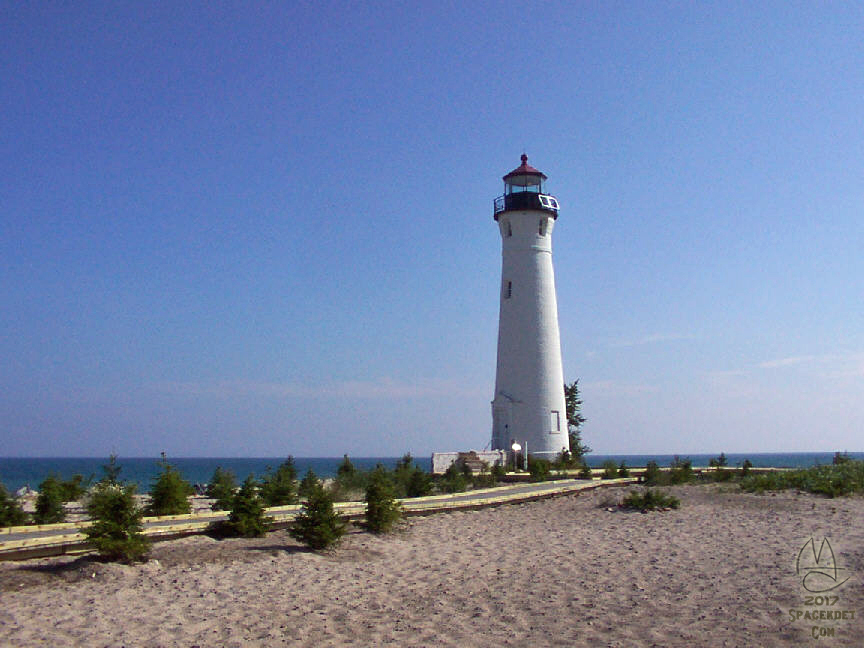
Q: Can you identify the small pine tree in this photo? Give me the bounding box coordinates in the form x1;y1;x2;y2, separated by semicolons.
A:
224;475;272;538
578;461;593;479
332;455;369;497
617;461;630;478
490;461;506;483
84;482;150;562
528;457;552;482
298;469;320;499
643;460;662;485
260;457;298;507
206;467;237;511
564;380;591;462
101;454;123;485
146;461;194;516
709;452;729;468
601;460;619;479
669;456;693;484
833;451;851;465
441;462;467;493
34;474;66;524
405;466;433;497
58;474;90;502
337;454;356;480
0;479;28;527
391;453;417;498
290;481;346;550
364;466;401;533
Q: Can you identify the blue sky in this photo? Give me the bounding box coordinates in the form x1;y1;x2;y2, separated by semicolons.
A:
2;2;862;457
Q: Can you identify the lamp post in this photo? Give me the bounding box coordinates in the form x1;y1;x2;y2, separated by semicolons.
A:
511;442;521;473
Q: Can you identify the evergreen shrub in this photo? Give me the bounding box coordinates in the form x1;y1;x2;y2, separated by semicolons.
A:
290;481;346;550
620;489;680;511
364;466;401;533
84;481;150;562
260;457;299;507
59;474;90;502
222;475;272;538
528;457;552;482
440;462;467;493
34;475;66;524
299;469;320;499
0;480;27;527
206;467;237;511
643;461;662;485
601;460;619;480
146;462;194;516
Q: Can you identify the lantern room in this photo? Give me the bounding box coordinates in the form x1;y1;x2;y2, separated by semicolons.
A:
493;154;560;220
503;153;546;194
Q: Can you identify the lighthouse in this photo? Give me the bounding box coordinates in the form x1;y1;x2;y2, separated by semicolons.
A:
491;155;569;461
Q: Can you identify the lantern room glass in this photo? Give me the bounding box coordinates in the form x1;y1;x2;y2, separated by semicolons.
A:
505;174;544;195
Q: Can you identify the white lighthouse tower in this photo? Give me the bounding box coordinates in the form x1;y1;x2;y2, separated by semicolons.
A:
491;155;569;461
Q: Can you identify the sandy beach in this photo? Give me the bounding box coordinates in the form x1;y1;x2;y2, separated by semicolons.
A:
2;484;862;647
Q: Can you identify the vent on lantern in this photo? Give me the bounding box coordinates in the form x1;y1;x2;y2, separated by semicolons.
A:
538;195;559;210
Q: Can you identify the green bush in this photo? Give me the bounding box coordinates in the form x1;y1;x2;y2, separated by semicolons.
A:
0;479;28;527
669;456;693;484
260;457;299;507
642;460;662;485
146;462;194;516
84;482;150;562
833;451;852;465
617;462;630;478
34;475;66;524
392;454;434;498
620;489;680;511
472;464;497;488
578;462;593;479
740;461;864;498
740;459;753;477
490;461;506;482
299;469;320;499
528;457;552;482
58;474;90;502
337;454;357;480
405;466;433;498
101;454;123;485
290;481;346;550
330;456;371;501
601;460;619;480
709;452;728;468
440;462;467;493
364;466;401;533
709;468;733;482
206;467;237;511
223;475;272;538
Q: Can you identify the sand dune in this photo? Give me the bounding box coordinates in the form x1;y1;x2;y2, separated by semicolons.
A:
2;484;862;647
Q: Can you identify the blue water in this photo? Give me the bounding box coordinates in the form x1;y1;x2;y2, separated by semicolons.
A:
1;452;861;494
0;456;404;494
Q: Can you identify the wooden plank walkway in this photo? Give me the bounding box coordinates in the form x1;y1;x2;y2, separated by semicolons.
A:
0;477;636;561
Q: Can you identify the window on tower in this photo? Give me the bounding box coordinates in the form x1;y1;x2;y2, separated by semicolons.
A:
504;280;512;299
506;220;512;237
539;219;547;236
550;410;561;433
